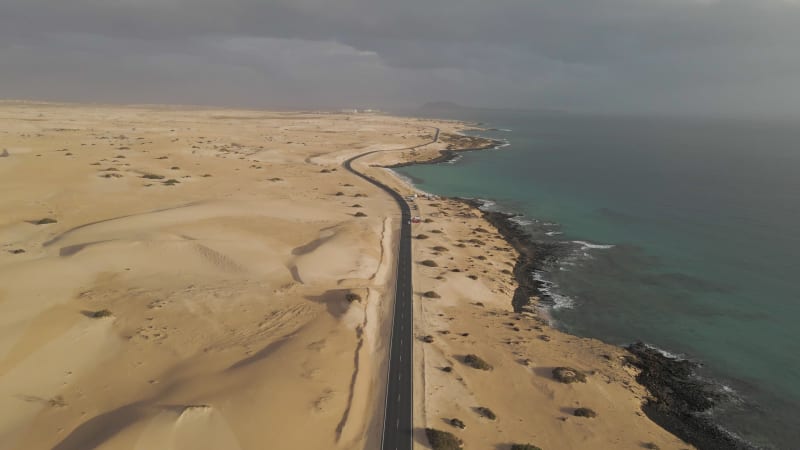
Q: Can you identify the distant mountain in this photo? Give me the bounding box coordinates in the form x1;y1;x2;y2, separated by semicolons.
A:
420;101;568;116
420;101;473;112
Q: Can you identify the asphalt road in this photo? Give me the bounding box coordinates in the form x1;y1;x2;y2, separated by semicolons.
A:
342;128;438;450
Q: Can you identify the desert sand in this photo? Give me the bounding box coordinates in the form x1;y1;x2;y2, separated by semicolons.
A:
0;101;690;450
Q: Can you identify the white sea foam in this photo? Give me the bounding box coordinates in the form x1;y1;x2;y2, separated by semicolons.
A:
545;231;563;236
476;199;496;210
510;216;534;226
532;270;576;310
572;240;615;250
498;128;512;132
641;342;683;360
493;140;511;150
446;154;463;164
388;169;416;188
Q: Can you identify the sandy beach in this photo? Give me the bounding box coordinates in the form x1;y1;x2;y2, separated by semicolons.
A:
1;101;691;450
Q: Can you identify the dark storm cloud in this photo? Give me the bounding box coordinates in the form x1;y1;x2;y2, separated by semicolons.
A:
1;0;799;116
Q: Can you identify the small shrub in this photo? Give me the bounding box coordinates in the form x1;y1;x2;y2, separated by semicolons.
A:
202;173;213;177
422;291;440;299
415;234;429;240
511;445;542;450
431;229;443;234
425;428;462;450
351;204;362;208
421;335;434;343
420;260;438;267
354;212;367;217
48;396;67;408
641;443;660;450
9;249;25;254
441;366;453;373
432;246;448;252
476;406;496;420
86;309;113;318
170;166;180;170
552;367;587;384
35;218;57;225
449;418;465;429
142;173;164;180
335;192;344;196
424;218;434;223
573;407;597;418
463;354;492;370
467;274;478;280
163;179;180;185
345;293;362;303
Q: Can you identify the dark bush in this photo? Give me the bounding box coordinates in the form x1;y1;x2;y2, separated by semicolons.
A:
432;246;448;252
163;179;180;185
552;367;587;384
142;173;164;180
354;212;367;217
425;428;462;450
86;309;113;318
422;335;434;343
573;407;597;418
449;418;465;429
422;291;440;299
345;292;361;303
420;260;438;267
511;445;542;450
34;218;57;225
415;234;429;240
476;406;496;420
463;354;492;371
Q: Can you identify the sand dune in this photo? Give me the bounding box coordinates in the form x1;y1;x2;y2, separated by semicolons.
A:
0;102;460;450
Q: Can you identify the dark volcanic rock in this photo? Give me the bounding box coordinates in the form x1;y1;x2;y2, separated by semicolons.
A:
625;342;754;450
459;200;567;313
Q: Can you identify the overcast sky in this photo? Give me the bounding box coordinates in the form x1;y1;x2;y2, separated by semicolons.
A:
1;0;799;117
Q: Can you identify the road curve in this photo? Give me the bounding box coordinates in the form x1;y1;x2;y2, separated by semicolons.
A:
342;128;438;450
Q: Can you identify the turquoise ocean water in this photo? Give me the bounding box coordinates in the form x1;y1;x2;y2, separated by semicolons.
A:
396;110;800;448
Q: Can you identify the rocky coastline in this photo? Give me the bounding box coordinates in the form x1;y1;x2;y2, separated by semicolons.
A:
469;203;757;450
383;133;502;168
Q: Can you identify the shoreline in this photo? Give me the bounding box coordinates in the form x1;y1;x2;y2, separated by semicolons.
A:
383;126;757;450
470;202;756;450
